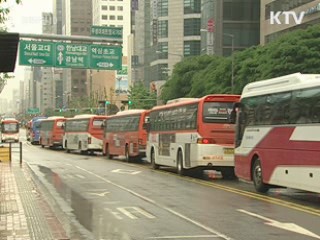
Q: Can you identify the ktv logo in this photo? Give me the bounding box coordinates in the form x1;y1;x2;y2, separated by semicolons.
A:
270;11;305;25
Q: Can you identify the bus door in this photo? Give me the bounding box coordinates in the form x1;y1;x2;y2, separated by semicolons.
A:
88;117;105;148
53;119;65;146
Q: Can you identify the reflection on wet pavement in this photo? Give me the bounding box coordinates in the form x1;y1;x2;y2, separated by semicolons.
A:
38;165;133;240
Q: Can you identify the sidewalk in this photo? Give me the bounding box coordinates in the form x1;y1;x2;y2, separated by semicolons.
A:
0;161;68;240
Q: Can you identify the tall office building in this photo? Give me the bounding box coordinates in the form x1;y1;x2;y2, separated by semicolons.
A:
91;0;131;106
40;12;55;112
64;0;93;102
133;0;202;92
261;0;320;45
201;0;260;56
53;0;69;109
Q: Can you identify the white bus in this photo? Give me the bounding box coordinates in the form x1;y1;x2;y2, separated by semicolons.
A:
233;73;320;193
63;114;107;154
146;94;240;178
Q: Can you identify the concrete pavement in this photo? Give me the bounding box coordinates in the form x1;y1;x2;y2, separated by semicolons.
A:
0;161;68;240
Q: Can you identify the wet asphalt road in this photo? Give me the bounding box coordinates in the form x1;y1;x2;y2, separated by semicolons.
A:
17;141;320;240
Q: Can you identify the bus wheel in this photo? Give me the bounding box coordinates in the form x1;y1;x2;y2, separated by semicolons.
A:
151;149;159;170
177;150;186;176
106;145;113;160
252;158;269;193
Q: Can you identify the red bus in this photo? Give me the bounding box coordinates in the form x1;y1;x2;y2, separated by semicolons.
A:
0;118;20;143
146;95;240;178
39;117;66;148
233;73;320;193
103;109;149;162
63;114;107;154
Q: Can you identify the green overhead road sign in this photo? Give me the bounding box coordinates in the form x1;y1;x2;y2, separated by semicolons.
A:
19;41;54;67
27;108;40;114
55;43;90;68
91;26;123;39
19;41;122;70
90;45;122;70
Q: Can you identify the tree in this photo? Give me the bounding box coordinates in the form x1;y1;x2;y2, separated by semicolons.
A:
160;24;320;100
127;82;157;109
0;0;22;24
161;55;215;102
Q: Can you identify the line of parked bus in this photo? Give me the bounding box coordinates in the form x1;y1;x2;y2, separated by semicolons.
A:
29;73;320;195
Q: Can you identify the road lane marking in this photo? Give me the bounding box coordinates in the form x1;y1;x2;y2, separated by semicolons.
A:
99;158;320;217
147;235;221;239
117;207;155;219
238;209;320;239
104;208;123;220
136;165;320;217
111;169;141;175
75;174;85;179
87;191;110;197
76;166;233;240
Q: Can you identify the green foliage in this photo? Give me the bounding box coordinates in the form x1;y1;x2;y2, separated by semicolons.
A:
160;24;320;100
128;82;157;109
161;55;215;102
0;0;21;24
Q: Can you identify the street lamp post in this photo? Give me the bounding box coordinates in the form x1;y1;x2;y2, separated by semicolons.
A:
223;33;234;93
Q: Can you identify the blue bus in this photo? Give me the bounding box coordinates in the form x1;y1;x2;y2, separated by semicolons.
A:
28;117;47;144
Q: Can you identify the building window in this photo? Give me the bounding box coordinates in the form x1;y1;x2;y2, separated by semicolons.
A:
158;0;168;17
158;20;168;38
110;6;115;11
224;0;260;21
110;15;116;20
184;40;201;56
117;6;123;11
117;15;123;20
102;5;108;10
184;18;201;36
157;42;168;59
102;15;108;20
184;0;201;14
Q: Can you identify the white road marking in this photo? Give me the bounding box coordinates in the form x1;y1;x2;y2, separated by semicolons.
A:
111;169;141;175
87;191;110;197
117;207;156;219
238;209;320;239
147;235;221;239
75;174;85;179
104;208;123;220
76;166;233;240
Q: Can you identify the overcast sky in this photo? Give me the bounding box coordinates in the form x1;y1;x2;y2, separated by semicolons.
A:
1;0;52;100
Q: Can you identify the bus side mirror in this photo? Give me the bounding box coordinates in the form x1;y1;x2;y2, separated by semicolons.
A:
229;102;240;124
230;110;236;124
61;124;65;129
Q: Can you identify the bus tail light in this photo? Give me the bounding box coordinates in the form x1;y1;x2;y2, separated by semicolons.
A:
197;138;215;144
138;138;143;145
88;137;91;144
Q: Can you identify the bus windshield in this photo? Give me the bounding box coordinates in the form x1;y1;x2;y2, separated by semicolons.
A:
33;121;41;129
203;102;233;123
2;123;19;133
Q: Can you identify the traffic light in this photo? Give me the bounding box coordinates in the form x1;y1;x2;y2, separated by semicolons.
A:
105;100;110;105
59;109;62;113
128;100;132;105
